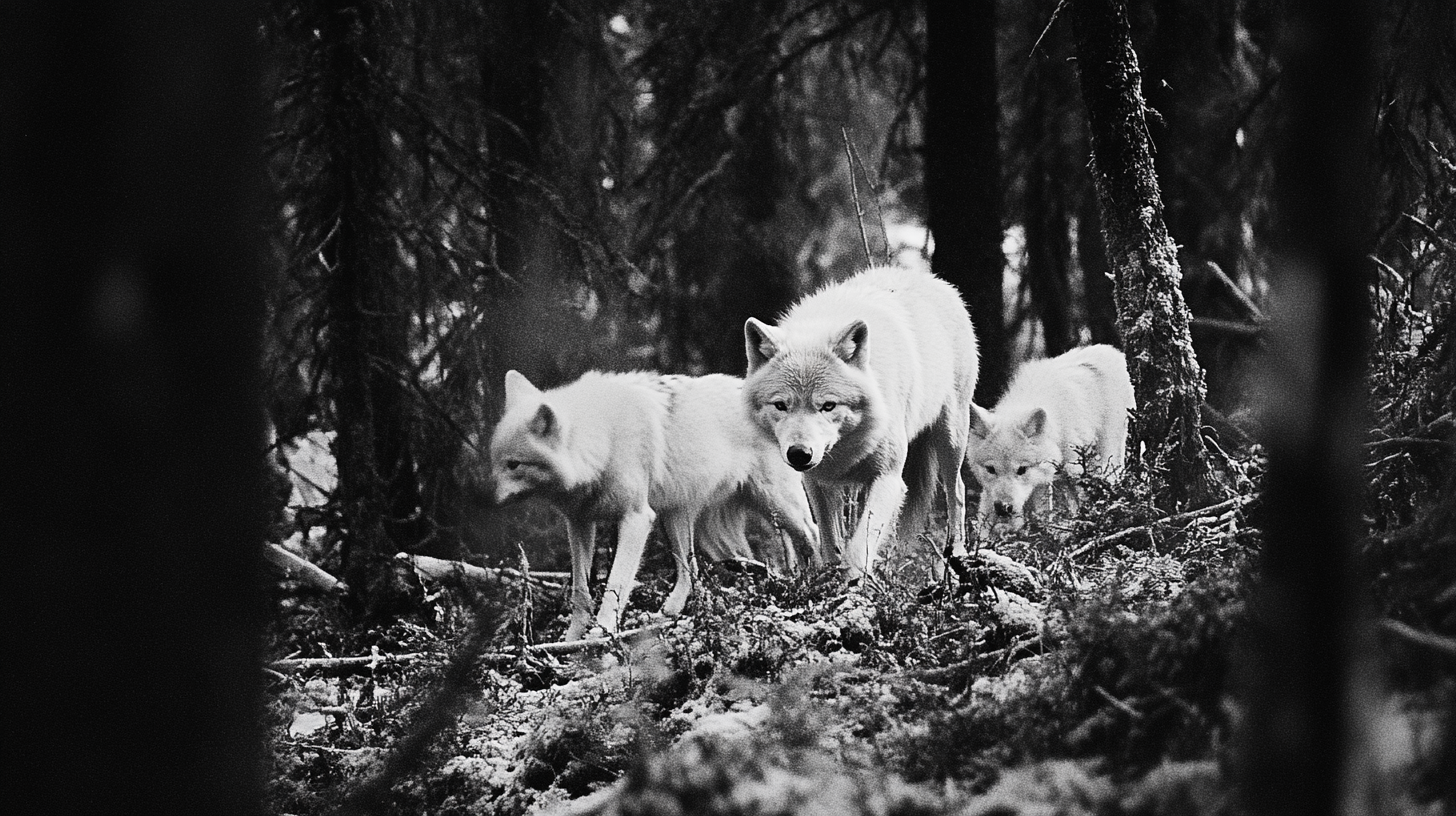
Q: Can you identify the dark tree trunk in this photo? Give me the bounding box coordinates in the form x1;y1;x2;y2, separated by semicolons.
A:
1078;194;1121;346
309;0;425;610
1024;152;1077;356
1070;0;1219;508
481;2;593;384
2;4;265;813
928;0;1008;404
1235;0;1375;812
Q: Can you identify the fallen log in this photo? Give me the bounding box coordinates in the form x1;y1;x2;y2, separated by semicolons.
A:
396;553;564;590
265;543;347;594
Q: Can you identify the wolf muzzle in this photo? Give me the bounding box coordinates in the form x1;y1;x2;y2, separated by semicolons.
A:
786;444;815;471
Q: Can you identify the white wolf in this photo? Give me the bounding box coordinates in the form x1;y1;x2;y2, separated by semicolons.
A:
966;344;1135;534
487;369;818;640
743;265;980;581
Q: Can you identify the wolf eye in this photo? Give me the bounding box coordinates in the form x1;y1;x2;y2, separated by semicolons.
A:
505;459;523;471
985;465;997;475
771;401;788;412
820;401;837;412
1016;465;1028;476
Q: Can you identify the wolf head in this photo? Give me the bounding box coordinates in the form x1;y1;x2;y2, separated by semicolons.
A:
966;404;1059;531
486;370;569;505
743;317;872;472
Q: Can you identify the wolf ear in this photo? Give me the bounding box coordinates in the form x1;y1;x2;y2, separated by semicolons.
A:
503;369;541;408
832;320;870;367
527;403;560;439
1019;408;1047;438
970;405;994;439
744;318;781;374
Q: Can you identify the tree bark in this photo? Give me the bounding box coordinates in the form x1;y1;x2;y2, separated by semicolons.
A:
2;3;266;812
1070;0;1218;508
1235;0;1375;812
928;0;1008;404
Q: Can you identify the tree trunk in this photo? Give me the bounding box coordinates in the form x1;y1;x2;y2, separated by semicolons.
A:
1070;0;1218;508
1235;0;1375;812
309;0;425;611
928;0;1008;404
1078;194;1121;346
3;3;265;812
1024;150;1077;356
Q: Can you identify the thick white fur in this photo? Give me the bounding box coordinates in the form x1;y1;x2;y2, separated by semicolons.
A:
488;370;817;640
743;265;980;581
966;344;1135;533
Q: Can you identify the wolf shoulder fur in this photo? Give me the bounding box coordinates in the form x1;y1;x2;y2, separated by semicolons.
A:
743;265;979;581
487;370;817;640
966;344;1135;533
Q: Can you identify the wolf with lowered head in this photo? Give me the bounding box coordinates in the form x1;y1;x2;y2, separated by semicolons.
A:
487;369;817;640
966;344;1135;534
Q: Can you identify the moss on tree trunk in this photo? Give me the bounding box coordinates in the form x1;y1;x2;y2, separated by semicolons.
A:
1070;0;1221;509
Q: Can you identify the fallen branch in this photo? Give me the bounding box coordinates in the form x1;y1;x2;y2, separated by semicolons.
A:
396;553;563;590
1191;316;1265;340
905;635;1041;684
1379;619;1456;659
1068;494;1259;560
265;543;348;594
269;621;679;674
270;652;435;672
528;621;676;656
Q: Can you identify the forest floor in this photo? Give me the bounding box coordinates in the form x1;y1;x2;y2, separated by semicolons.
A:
263;446;1455;816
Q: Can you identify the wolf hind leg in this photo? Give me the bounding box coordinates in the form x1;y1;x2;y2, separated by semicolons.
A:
897;432;940;552
564;518;598;641
595;505;655;634
659;510;697;618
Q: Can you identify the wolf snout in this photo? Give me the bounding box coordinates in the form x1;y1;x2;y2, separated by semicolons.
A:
786;444;815;471
992;501;1015;519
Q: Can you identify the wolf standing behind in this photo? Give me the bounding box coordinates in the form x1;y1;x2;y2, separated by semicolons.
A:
966;344;1135;534
487;370;817;640
743;265;980;581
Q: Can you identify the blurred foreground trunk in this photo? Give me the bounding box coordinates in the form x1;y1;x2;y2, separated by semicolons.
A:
2;4;266;812
1235;0;1375;812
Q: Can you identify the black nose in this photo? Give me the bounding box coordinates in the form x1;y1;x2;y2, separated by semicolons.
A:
993;502;1014;518
786;445;814;471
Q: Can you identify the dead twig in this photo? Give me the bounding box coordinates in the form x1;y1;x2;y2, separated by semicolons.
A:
842;127;873;266
1379;619;1456;659
1068;494;1259;559
905;635;1041;684
1094;685;1145;719
528;621;676;656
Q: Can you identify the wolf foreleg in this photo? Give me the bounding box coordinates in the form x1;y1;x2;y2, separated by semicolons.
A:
595;506;656;634
564;518;599;641
806;481;844;567
844;474;906;581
